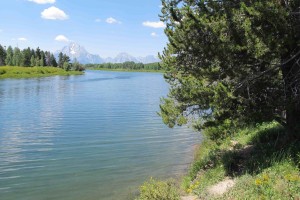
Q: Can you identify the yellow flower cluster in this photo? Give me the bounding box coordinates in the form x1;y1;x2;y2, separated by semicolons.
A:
255;179;263;186
284;174;300;182
186;181;200;193
255;174;269;186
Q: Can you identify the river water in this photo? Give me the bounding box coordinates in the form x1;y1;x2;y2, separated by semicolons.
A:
0;70;201;200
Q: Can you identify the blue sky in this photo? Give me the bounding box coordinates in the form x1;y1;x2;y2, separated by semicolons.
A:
0;0;167;57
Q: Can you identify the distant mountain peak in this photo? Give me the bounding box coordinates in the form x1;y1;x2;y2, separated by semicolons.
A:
57;43;103;64
56;42;160;64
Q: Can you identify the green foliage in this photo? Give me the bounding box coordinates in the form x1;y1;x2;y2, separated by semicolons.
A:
50;53;58;67
159;0;300;139
30;55;35;67
198;119;237;142
0;44;6;66
137;178;180;200
72;59;85;71
12;47;22;66
22;47;31;67
5;46;13;66
0;43;82;74
0;66;83;79
183;122;300;199
86;62;161;71
221;162;300;200
63;61;71;71
0;68;6;75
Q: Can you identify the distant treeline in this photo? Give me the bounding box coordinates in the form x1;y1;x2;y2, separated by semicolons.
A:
85;61;161;71
0;44;84;71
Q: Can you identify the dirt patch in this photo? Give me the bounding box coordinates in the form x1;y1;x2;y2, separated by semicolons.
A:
207;178;235;196
181;195;200;200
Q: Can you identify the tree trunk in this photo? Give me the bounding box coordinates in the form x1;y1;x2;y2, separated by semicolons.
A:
286;104;300;138
281;55;300;139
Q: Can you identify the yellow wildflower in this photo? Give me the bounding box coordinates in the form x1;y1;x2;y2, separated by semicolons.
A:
255;179;262;186
262;174;269;182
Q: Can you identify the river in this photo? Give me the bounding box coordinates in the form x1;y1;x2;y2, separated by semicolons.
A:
0;70;201;200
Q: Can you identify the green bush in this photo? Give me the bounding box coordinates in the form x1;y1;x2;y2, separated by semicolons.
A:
0;69;6;75
202;119;236;142
137;178;180;200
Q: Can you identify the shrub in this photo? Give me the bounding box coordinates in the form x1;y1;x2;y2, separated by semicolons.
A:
202;119;236;142
0;69;6;75
137;178;180;200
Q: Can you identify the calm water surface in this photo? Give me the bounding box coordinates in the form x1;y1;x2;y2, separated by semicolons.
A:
0;70;201;200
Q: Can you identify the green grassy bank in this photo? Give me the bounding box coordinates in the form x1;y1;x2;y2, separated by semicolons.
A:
136;122;300;199
0;66;84;79
89;68;164;73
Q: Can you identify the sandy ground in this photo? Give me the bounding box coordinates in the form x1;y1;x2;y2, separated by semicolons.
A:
207;178;235;196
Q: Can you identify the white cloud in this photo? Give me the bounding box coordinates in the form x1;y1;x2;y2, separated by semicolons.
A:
151;32;158;37
55;35;69;42
95;18;101;22
106;17;121;24
142;21;166;28
41;6;69;20
18;38;27;41
28;0;55;4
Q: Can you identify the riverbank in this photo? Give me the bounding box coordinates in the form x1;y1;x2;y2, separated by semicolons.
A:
88;68;164;73
0;66;84;79
136;122;300;199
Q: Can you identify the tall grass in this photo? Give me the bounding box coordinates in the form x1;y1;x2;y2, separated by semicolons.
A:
183;122;300;199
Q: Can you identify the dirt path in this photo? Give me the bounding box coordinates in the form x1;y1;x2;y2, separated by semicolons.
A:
181;178;235;200
207;178;235;196
181;195;199;200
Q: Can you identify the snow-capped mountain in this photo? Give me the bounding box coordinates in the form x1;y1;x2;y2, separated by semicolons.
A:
137;55;160;64
104;53;160;64
56;43;103;64
109;52;139;63
56;43;160;64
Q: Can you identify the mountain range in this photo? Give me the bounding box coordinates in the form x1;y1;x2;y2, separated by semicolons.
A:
55;43;160;64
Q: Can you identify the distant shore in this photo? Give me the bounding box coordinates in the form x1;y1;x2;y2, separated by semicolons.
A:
88;68;164;73
0;66;84;79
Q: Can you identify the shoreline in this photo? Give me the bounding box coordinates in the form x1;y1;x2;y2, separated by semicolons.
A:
137;122;300;199
0;66;84;79
87;68;164;73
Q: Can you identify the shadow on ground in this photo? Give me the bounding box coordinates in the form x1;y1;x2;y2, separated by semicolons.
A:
220;125;300;177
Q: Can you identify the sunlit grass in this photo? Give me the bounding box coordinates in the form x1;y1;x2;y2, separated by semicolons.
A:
0;66;83;79
182;122;300;199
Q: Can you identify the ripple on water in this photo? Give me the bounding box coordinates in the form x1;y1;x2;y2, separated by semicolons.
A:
0;70;201;200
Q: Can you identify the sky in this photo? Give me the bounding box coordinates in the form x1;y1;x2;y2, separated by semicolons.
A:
0;0;167;57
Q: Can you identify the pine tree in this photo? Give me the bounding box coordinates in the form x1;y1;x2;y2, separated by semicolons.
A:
159;0;300;138
40;53;45;67
35;47;41;60
12;47;22;66
0;44;6;66
50;54;57;67
58;52;64;68
30;55;35;67
40;51;46;67
5;46;13;66
22;47;31;67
